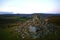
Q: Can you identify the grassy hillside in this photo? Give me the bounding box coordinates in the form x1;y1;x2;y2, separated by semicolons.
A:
0;16;29;28
0;15;60;40
0;16;30;40
48;16;60;26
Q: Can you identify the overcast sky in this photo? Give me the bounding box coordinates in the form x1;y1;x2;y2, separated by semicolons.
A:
0;0;60;14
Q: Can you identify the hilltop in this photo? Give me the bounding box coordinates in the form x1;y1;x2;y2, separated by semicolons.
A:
0;13;60;40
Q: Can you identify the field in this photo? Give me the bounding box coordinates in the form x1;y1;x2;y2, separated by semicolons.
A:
0;15;60;40
0;16;29;40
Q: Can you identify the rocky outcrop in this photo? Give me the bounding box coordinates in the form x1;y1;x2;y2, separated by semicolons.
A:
16;14;56;39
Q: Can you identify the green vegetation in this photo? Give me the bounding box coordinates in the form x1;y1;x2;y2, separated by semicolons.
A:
0;16;29;40
0;16;29;28
0;16;29;23
0;15;60;40
0;27;18;40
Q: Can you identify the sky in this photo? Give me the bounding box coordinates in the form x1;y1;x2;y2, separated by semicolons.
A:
0;0;60;14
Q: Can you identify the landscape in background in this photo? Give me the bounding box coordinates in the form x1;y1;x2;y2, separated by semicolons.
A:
0;12;60;40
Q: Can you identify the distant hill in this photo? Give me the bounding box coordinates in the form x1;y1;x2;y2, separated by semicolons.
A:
0;12;13;14
0;12;60;18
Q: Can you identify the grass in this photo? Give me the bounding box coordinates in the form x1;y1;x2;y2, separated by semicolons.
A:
0;26;20;40
0;16;29;40
0;16;60;40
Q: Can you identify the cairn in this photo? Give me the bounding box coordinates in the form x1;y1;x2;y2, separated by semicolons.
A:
16;13;55;39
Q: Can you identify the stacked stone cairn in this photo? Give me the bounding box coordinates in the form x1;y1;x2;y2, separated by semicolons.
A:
16;14;56;39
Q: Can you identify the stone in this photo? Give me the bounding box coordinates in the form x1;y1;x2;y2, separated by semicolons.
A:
16;13;55;39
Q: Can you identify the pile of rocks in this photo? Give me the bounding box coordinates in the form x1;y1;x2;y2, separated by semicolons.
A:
16;14;55;39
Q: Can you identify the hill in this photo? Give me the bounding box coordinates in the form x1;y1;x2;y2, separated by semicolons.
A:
0;13;60;40
0;13;60;18
48;16;60;26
